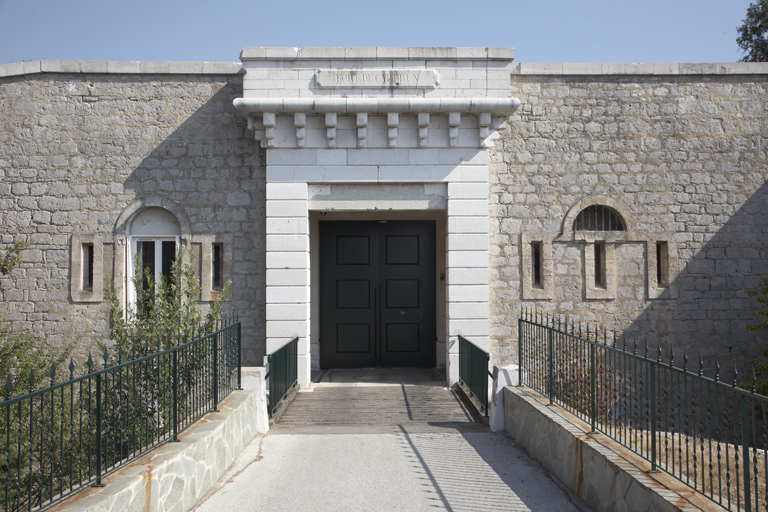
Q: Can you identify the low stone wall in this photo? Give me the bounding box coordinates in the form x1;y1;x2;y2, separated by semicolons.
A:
503;386;721;512
51;367;268;512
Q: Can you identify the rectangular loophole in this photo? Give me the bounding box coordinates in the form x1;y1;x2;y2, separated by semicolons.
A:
656;241;669;288
531;241;543;289
82;243;94;292
212;243;223;290
594;242;606;289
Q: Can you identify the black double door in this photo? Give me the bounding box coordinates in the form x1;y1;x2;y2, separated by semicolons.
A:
319;221;436;368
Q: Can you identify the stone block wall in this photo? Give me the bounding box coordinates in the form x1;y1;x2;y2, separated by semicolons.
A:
490;65;768;373
2;57;767;375
0;66;267;364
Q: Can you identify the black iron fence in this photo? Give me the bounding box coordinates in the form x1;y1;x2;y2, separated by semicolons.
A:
519;309;768;512
0;313;241;512
267;337;298;418
458;335;491;415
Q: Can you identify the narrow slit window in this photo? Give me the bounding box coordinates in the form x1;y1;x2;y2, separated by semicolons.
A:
82;243;94;292
212;243;223;290
531;241;543;288
656;241;669;288
595;242;606;289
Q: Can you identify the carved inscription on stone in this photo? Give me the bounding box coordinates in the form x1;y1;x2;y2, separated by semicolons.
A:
315;69;439;89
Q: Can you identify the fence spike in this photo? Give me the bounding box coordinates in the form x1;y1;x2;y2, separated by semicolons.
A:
683;349;688;371
733;363;738;387
698;353;703;377
633;337;637;355
49;362;56;385
622;334;627;352
644;339;649;359
145;339;150;354
103;347;109;369
5;375;12;397
752;366;757;394
657;345;662;363
131;340;136;359
118;345;123;364
669;347;674;368
28;369;35;392
714;359;720;382
86;352;93;372
69;358;75;378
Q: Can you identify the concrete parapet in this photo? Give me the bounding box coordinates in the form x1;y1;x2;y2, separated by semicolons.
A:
0;60;242;78
514;61;768;75
503;386;722;512
50;383;268;512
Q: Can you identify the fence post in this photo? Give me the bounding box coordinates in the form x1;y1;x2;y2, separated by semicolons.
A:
590;342;596;433
742;395;752;512
650;359;657;472
237;321;242;390
94;373;104;487
518;318;522;386
212;333;219;412
548;325;553;405
172;349;178;442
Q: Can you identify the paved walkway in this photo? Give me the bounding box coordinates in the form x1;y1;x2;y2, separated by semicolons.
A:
192;369;592;512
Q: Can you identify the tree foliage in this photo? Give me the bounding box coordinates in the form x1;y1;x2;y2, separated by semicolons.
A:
1;240;70;394
745;277;768;333
737;0;768;62
105;246;232;356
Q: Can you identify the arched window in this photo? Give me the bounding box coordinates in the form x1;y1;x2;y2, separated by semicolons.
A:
127;207;181;309
573;205;625;232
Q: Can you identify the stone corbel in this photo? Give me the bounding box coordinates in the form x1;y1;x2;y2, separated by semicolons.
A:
357;113;368;148
449;112;460;147
418;113;429;148
325;113;337;149
262;113;276;148
294;113;306;148
387;113;399;148
479;112;491;148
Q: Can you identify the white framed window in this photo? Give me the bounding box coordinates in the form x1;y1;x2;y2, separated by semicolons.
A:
126;207;182;311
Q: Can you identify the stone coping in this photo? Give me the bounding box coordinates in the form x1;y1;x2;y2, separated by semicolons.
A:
0;60;242;78
504;386;722;512
4;57;766;79
514;61;768;75
240;47;516;61
233;97;522;115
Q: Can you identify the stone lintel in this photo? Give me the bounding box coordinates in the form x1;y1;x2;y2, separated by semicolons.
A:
239;47;516;62
233;97;521;117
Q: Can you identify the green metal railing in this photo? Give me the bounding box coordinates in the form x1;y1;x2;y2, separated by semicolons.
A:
519;309;768;512
267;338;298;418
458;335;492;415
0;313;241;512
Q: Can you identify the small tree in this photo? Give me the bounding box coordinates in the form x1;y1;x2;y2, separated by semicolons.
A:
745;277;768;333
737;0;768;62
106;246;232;356
1;240;70;392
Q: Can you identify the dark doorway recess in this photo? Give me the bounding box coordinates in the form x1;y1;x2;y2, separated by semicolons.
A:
319;221;437;369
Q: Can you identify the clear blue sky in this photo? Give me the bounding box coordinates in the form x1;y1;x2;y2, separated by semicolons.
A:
0;0;756;65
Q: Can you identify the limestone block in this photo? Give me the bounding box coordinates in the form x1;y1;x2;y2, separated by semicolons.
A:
447;284;490;302
266;319;308;338
265;286;309;304
266;268;309;287
266;183;308;200
265;251;309;269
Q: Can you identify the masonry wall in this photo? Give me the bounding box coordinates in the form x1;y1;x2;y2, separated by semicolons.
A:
490;67;768;374
1;62;767;375
0;68;267;364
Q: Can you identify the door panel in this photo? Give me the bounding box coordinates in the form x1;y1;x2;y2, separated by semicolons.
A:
320;221;436;368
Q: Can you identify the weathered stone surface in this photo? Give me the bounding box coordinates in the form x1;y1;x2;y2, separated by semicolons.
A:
49;384;267;512
503;386;718;512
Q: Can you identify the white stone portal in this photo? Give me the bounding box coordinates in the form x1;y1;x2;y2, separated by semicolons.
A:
234;48;520;387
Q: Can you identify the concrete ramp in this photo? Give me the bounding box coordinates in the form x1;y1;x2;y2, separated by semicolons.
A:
270;368;486;434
